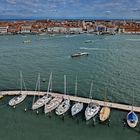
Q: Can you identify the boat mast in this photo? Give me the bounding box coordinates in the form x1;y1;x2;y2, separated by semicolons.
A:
47;72;52;93
20;71;23;93
132;90;134;111
75;76;77;97
64;75;67;98
89;80;93;101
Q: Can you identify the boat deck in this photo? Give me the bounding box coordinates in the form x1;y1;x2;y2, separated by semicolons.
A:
1;91;140;113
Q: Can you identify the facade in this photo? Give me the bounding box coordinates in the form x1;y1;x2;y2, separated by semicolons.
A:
0;26;8;34
20;25;32;33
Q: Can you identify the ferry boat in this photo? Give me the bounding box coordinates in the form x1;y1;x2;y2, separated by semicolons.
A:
9;72;27;106
71;77;83;116
71;52;89;58
44;96;63;114
32;73;53;110
85;81;100;121
55;75;70;115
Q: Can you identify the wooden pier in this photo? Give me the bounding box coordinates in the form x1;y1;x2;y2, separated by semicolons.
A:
0;90;140;113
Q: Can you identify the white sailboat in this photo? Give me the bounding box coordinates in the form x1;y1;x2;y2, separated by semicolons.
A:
71;77;83;116
55;75;70;115
127;91;138;128
32;73;53;110
9;71;27;106
44;96;63;114
85;81;100;121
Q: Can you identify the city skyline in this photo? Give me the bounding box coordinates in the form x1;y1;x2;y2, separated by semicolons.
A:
0;0;140;19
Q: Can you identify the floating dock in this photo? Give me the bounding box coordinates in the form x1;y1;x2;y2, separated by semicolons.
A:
0;90;140;113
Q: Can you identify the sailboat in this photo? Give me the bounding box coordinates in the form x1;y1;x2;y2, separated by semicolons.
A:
99;89;110;122
44;96;63;114
9;71;27;106
32;73;52;110
127;91;138;128
71;77;83;116
55;75;70;115
85;81;100;121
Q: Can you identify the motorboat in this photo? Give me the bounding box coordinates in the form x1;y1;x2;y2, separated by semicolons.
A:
85;103;100;121
99;106;110;122
127;111;138;128
71;52;89;57
44;96;63;114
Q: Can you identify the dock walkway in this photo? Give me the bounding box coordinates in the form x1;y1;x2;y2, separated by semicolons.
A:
0;91;140;113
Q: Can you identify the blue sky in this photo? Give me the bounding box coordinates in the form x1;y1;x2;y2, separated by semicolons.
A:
0;0;140;19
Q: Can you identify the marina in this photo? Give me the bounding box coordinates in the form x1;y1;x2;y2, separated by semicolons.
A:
1;90;140;113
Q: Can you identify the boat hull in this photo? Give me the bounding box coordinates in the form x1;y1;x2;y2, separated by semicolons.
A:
56;99;70;115
127;111;138;128
71;102;83;116
99;107;110;122
44;97;63;114
85;103;100;121
9;94;27;106
32;94;52;110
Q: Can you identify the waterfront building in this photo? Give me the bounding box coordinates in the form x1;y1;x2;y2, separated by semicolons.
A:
20;25;32;33
0;26;8;34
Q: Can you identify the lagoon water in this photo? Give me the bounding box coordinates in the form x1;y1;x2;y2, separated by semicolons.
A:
0;34;140;140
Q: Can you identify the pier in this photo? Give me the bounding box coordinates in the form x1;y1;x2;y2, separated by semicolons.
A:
0;90;140;113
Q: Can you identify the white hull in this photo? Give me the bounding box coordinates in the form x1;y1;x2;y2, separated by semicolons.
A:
85;103;100;121
9;93;27;106
56;99;70;115
71;102;83;116
44;97;63;114
32;94;52;110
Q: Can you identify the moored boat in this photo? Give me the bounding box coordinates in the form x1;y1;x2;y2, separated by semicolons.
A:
44;96;63;114
126;92;138;128
99;107;110;122
56;75;70;115
127;111;138;128
32;73;53;110
9;71;27;106
71;76;83;116
99;89;110;122
85;81;100;121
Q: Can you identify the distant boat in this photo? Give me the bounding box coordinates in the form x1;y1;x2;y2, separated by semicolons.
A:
71;76;83;116
99;89;110;122
23;40;31;43
71;52;89;58
32;73;53;110
85;81;100;121
126;91;138;128
44;96;63;114
84;40;93;43
56;75;70;115
9;71;27;106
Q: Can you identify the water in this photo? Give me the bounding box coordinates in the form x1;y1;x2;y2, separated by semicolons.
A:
0;34;140;140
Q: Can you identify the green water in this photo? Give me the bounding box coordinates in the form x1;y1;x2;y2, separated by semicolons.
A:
0;34;140;140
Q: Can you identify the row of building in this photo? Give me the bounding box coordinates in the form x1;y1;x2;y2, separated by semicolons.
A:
0;20;140;35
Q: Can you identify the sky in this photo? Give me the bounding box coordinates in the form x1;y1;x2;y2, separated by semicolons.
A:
0;0;140;19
